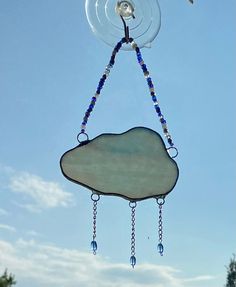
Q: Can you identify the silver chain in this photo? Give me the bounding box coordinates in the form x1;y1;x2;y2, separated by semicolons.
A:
91;193;100;255
129;201;137;268
156;197;165;256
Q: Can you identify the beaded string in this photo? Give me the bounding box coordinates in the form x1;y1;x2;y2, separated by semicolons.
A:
80;37;174;147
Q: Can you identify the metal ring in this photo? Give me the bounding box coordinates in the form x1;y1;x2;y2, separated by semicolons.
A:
91;193;100;202
167;146;178;158
156;197;165;205
129;201;137;208
77;132;89;143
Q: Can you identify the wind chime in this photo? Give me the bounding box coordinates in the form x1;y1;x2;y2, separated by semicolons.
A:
60;0;190;267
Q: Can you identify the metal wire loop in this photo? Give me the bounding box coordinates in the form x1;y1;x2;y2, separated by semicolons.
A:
91;193;100;202
167;146;178;158
129;201;137;208
156;197;165;206
77;132;89;143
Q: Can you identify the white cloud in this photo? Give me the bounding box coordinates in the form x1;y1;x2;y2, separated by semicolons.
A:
0;224;16;233
0;239;216;287
26;230;41;237
9;172;74;211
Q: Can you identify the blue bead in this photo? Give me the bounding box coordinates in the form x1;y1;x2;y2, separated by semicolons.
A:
152;96;157;102
148;83;154;88
130;255;136;268
168;138;173;146
160;118;166;124
91;240;97;252
157;243;164;255
155;106;161;113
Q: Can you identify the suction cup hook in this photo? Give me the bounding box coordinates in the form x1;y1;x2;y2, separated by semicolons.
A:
85;0;161;50
115;1;135;19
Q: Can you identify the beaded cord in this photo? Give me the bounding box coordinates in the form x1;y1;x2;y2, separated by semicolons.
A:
80;37;174;147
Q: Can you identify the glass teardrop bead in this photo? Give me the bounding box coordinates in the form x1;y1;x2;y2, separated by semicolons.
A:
130;255;136;268
157;243;164;255
91;240;97;252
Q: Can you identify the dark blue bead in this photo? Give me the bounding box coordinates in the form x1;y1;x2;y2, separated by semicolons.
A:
122;37;126;43
102;74;107;80
155;106;161;113
82;121;86;125
147;77;152;82
129;37;134;42
164;128;168;133
135;47;140;53
151;91;155;96
160;118;166;124
158;112;162;117
142;65;147;72
92;97;97;102
96;90;100;94
88;108;92;112
152;96;157;102
168;138;173;145
99;79;104;86
148;83;154;88
81;129;85;133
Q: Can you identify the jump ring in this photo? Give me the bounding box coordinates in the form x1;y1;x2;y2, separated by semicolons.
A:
167;146;178;158
91;193;100;202
156;197;165;205
77;132;89;143
129;201;137;208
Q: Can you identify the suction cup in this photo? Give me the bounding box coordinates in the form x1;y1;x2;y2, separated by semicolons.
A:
85;0;161;50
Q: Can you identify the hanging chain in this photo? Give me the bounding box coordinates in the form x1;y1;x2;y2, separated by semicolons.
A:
91;193;100;255
129;201;137;268
156;197;165;256
78;37;176;149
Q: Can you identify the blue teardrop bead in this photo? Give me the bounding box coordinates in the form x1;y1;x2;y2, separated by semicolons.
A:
157;243;164;255
91;240;97;252
130;255;136;268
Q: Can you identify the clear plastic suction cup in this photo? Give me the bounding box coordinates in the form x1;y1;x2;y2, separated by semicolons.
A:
85;0;161;50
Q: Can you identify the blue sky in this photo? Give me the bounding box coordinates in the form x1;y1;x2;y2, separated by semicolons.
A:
0;0;235;286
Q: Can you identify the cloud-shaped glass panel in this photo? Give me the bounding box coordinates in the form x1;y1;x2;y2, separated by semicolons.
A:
60;127;179;201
